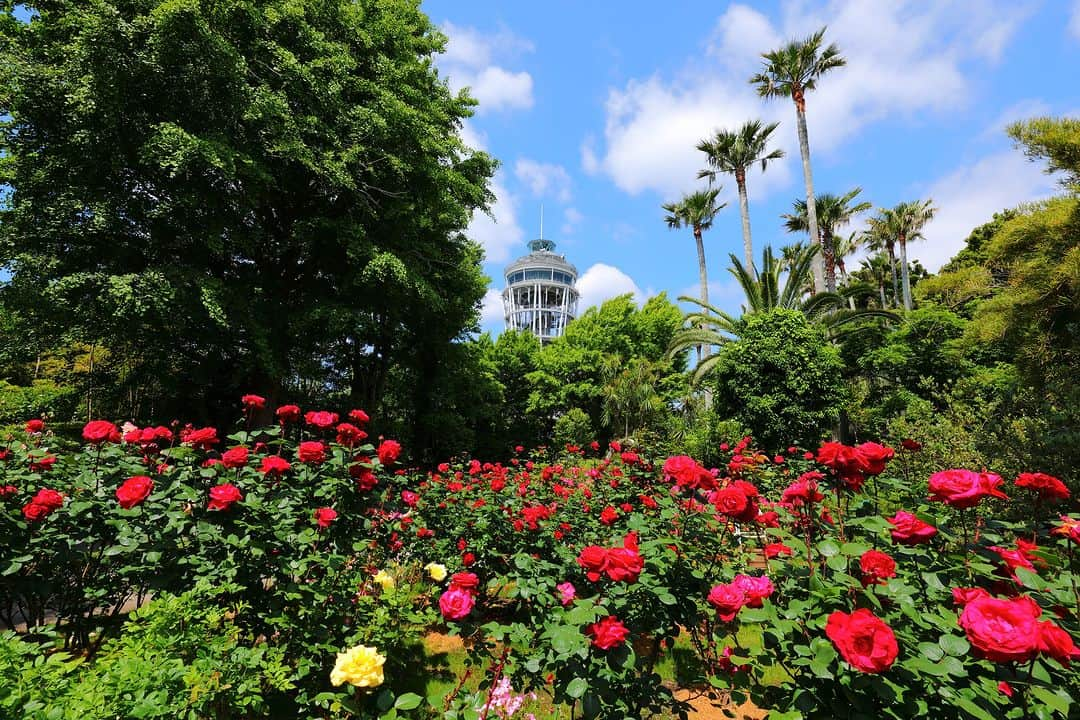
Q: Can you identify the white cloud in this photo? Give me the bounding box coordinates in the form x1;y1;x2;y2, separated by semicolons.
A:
439;22;534;114
459;120;487;152
514;158;573;202
980;99;1051;140
561;207;584;236
576;263;646;311
479;288;505;328
588;1;1033;198
912;150;1056;271
467;172;524;264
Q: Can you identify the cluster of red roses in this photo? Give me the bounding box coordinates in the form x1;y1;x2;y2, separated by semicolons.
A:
438;571;480;621
21;488;64;522
706;574;775;622
815;441;895;491
575;533;644;584
955;591;1078;666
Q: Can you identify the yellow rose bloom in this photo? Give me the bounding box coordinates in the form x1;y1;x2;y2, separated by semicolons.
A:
373;569;395;591
424;562;447;581
330;644;385;688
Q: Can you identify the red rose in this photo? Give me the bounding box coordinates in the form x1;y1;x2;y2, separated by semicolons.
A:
29;455;57;473
401;490;419;507
31;488;64;511
377;440;402;466
764;543;793;558
25;419;44;434
577;545;609;582
116;476;153;509
887;511;937;545
221;446;249;469
662;455;714;489
313;507;338;529
240;394;265;409
857;442;895;476
859;550;897;586
304;410;339;429
989;545;1036;582
462;552;476;566
929;469;1007;508
605;546;643;583
900;438;922;451
83;420;119;444
1037;621;1080;667
275;404;301;423
600;506;619;525
22;502;52;522
732;574;773;607
958;595;1041;663
449;572;479;593
351;462;377;491
208;483;243;511
259;455;291;475
297;441;326;465
586;616;629;650
707;583;745;622
816;442;869;490
335;423;367;447
1015;473;1069;501
715;485;749;518
438;587;475;620
951;587;990;606
182;427;219;450
826;609;899;673
782;472;825;505
348;409;370;425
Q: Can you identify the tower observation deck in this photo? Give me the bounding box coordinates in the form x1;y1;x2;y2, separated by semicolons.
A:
502;238;579;344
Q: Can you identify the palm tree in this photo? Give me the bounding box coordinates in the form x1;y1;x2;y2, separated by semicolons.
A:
876;200;937;310
751;27;845;294
669;244;896;384
782;187;870;293
834;232;859;282
854;253;893;309
663;188;726;356
697;119;784;274
861;220;900;307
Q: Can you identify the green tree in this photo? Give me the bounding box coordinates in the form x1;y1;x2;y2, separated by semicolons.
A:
782;187;871;292
862;219;901;307
662;188;726;357
0;0;495;424
1007;116;1080;187
751;27;845;294
707;308;846;451
670;245;895;384
696;119;784;273
875;200;937;310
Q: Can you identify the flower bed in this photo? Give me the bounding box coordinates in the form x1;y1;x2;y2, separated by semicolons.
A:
1;402;1078;719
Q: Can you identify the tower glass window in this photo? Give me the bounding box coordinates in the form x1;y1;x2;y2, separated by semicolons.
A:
501;238;579;344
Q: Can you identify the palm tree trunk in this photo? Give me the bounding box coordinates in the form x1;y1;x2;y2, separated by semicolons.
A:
694;227;710;359
793;89;824;295
886;244;900;308
878;283;887;308
822;229;837;293
899;233;912;310
735;169;754;278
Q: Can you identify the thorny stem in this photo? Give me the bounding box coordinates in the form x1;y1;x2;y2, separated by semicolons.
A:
479;646;511;720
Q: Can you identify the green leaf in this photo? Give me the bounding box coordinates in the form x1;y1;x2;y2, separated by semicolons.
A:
1030;687;1072;717
566;678;588;699
394;693;423;710
817;539;841;557
938;634;969;657
918;642;944;662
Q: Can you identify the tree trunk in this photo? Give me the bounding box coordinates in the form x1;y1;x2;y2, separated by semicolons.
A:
899;233;912;311
878;283;887;308
735;169;754;278
822;229;837;293
793;90;824;295
886;244;900;308
694;227;710;359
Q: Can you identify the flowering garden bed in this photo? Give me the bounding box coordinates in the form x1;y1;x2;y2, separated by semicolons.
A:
1;399;1078;719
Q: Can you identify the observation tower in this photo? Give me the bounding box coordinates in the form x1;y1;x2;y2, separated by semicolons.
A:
502;237;579;344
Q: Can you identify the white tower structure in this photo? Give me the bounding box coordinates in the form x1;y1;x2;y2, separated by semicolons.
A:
502;237;579;344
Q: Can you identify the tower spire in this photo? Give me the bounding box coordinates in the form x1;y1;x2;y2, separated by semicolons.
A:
540;203;544;241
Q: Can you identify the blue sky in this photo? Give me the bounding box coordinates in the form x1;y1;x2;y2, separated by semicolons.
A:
422;0;1080;333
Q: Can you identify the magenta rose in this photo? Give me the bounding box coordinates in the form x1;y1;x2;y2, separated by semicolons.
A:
438;587;475;621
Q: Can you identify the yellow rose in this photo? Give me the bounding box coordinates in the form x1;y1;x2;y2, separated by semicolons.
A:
373;569;395;591
330;644;385;688
424;562;447;581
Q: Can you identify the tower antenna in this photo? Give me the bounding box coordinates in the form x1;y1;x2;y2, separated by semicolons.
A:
540;203;544;241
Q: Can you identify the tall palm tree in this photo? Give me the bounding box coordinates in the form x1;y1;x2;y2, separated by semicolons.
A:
876;200;937;310
861;220;900;308
781;187;870;293
669;244;896;384
834;232;859;282
854;253;892;309
663;188;726;357
697;119;784;275
751;27;845;295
